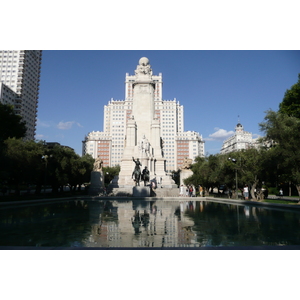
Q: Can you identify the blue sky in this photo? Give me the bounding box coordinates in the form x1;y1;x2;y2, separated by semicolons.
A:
36;50;300;156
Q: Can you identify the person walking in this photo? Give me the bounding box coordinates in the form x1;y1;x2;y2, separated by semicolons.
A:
179;185;185;197
189;186;193;197
243;184;249;200
199;185;203;197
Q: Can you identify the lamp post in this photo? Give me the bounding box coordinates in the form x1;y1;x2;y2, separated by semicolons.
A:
229;157;238;199
42;155;48;195
229;157;240;232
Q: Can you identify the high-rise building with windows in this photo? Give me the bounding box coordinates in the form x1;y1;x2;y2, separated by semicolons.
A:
0;50;42;140
83;58;205;171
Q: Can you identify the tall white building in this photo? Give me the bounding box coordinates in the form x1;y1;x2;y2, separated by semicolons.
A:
220;122;259;154
83;58;205;171
0;83;22;115
0;50;42;140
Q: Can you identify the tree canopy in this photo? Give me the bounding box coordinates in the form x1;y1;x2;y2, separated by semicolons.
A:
0;103;26;143
259;110;300;195
0;139;94;195
279;74;300;118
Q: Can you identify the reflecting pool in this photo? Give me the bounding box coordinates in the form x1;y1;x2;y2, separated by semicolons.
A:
1;199;300;249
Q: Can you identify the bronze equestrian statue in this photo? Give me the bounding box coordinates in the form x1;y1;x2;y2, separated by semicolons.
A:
132;157;142;186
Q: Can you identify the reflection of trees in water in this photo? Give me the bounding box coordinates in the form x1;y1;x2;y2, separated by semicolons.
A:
0;201;90;247
100;201;118;223
183;201;300;246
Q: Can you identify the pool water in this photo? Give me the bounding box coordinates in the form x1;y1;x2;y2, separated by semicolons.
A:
1;199;300;249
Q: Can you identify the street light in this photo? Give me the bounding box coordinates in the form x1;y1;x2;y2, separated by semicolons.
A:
228;157;238;199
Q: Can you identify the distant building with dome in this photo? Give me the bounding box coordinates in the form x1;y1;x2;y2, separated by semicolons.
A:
220;122;259;154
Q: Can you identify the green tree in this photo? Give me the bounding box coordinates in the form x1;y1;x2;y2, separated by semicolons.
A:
230;149;270;199
260;110;300;196
0;103;26;153
186;155;225;195
67;154;94;191
103;165;120;187
186;150;271;199
44;145;79;193
279;74;300;118
1;138;44;195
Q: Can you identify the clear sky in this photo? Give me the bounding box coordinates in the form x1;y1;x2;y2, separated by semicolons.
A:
36;50;300;156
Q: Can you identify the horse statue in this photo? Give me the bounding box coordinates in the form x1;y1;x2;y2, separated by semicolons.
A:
132;157;142;186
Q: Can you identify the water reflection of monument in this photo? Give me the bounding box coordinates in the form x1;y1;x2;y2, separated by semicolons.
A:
110;57;177;196
83;200;199;248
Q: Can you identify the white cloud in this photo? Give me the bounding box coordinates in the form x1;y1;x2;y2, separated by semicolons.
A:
57;121;74;130
36;118;51;128
35;134;47;140
205;128;234;141
252;133;261;139
57;121;83;130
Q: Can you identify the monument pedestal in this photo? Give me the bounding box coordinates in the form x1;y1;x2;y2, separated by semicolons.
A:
89;171;104;195
180;169;193;186
133;186;151;197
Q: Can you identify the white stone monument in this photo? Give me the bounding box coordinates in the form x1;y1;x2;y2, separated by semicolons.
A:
110;57;177;194
89;156;104;195
180;157;194;186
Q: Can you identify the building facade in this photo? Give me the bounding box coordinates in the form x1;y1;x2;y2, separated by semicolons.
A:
83;58;205;171
0;83;22;115
220;122;259;154
0;50;42;140
175;131;204;168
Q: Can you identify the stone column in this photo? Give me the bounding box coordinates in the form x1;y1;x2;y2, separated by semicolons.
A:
89;171;104;195
116;117;137;187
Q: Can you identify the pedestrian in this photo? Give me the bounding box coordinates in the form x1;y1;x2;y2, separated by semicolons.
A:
189;186;193;197
279;188;283;198
199;185;203;197
243;184;249;200
151;181;156;189
179;185;185;197
185;186;189;197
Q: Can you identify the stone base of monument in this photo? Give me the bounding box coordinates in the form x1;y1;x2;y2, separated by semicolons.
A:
151;187;179;197
133;186;151;197
180;169;193;186
109;187;133;197
89;171;104;196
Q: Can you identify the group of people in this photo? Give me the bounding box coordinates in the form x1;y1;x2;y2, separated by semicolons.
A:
179;185;205;197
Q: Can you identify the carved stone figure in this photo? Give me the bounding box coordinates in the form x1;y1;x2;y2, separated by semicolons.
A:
181;157;193;170
134;57;152;77
139;135;150;157
93;156;103;171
